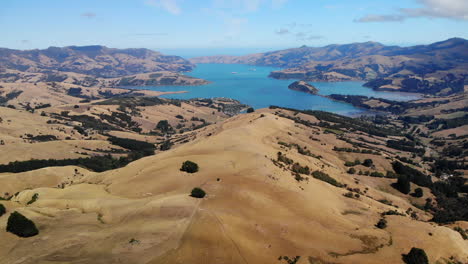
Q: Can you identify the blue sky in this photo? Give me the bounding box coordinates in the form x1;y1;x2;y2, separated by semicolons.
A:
1;0;467;55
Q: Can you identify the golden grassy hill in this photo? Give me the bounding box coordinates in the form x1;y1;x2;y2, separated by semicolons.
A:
0;96;245;164
0;110;466;264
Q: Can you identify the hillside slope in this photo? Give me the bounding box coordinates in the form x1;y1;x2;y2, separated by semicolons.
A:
0;109;466;264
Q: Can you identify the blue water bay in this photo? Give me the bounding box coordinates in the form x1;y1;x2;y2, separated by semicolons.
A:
134;64;419;116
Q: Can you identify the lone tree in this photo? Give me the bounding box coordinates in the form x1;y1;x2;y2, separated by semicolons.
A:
402;248;429;264
412;188;423;198
155;120;173;133
246;107;254;113
0;204;6;217
6;211;39;237
375;218;387;229
362;159;374;167
396;175;411;194
190;187;206;198
180;161;199;173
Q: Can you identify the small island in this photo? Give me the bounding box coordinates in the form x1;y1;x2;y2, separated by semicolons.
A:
288;81;319;94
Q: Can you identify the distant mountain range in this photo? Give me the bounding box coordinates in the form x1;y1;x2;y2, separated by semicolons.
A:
191;38;468;95
0;45;195;78
0;46;208;108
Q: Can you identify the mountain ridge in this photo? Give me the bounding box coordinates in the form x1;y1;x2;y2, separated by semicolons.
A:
0;45;196;78
190;38;468;95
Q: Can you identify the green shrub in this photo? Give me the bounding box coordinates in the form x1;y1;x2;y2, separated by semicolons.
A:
412;188;423;198
292;163;310;175
386;171;397;178
190;187;206;198
375;218;387;229
27;193;39;205
108;136;155;155
402;248;428;264
370;171;385;178
381;210;405;216
246;107;254;113
181;161;199;173
312;171;343;187
6;211;39;237
0;204;5;217
347;168;356;174
363;159;374;167
345;159;361;167
160;140;173;151
277;152;293;165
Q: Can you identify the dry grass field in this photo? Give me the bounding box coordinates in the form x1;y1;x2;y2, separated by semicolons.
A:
0;110;466;264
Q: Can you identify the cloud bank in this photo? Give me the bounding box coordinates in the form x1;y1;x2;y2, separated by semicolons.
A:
356;0;468;22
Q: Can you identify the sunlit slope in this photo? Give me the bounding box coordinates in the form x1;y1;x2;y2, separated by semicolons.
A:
0;111;466;264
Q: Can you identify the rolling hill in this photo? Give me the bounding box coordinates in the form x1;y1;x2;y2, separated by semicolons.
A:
0;101;467;264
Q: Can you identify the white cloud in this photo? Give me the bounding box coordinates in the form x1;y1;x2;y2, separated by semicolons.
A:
402;0;468;20
145;0;182;15
81;12;97;19
275;22;323;41
356;0;468;22
212;0;288;13
275;28;290;35
355;15;405;23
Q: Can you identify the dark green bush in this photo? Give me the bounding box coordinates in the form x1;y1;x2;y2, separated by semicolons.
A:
0;204;5;217
190;187;206;198
402;248;428;264
27;193;39;205
392;161;432;188
108;136;155;155
362;159;374;167
6;211;39;237
412;188;423;198
370;171;385;178
292;163;310;175
376;218;387;229
160;140;173;151
347;168;356;174
181;161;199;173
345;159;361;167
395;175;411;194
381;210;405;216
277;152;294;165
0;155;130;173
155;120;173;133
312;171;343;187
246;107;254;113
